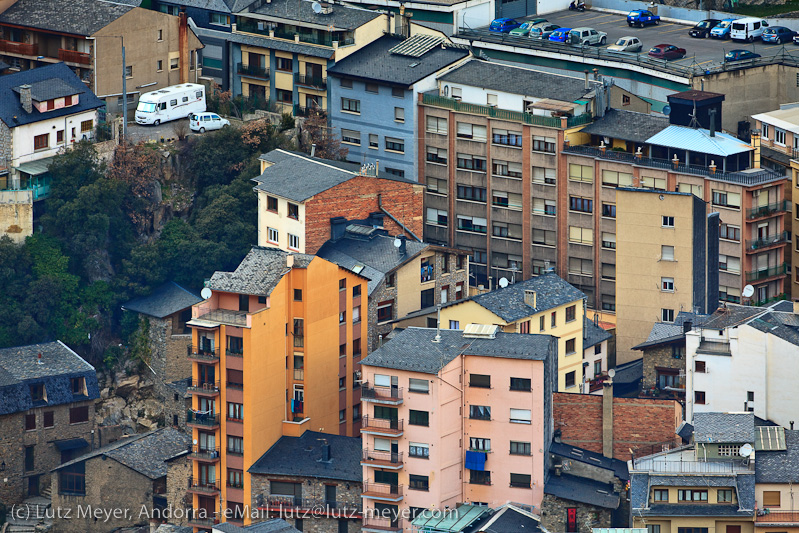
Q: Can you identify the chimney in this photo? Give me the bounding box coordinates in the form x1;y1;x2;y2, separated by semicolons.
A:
793;301;799;315
311;144;317;158
330;217;347;241
286;254;295;268
523;290;536;308
709;108;716;137
584;70;590;91
791;421;795;430
19;84;32;113
397;234;407;255
179;10;189;84
602;379;613;458
368;211;385;228
592;68;600;83
751;130;761;169
683;320;693;334
399;4;410;38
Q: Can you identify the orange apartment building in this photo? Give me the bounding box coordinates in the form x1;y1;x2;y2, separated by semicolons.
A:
185;246;367;530
359;325;557;532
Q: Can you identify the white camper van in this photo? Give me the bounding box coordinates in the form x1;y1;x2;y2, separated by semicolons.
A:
730;17;769;42
135;83;206;125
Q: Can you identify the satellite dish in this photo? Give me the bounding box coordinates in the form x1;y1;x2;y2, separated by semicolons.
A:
499;277;509;288
662;105;671;116
608;368;616;379
201;287;212;300
739;443;754;458
312;1;322;13
743;285;755;298
193;439;198;445
393;238;402;248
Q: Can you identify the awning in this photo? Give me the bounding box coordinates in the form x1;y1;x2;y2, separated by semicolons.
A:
15;157;55;176
54;438;89;451
529;98;578;113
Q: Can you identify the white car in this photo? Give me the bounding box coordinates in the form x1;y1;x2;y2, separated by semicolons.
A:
569;27;608;46
190;112;230;132
608;36;643;52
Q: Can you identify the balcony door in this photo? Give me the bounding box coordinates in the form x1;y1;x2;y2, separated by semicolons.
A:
199;464;216;485
248;52;264;68
199;398;216;415
199;431;216;452
198;364;215;386
374;470;398;489
305;62;322;80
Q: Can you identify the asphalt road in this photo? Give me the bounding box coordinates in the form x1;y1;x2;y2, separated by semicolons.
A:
125;118;193;143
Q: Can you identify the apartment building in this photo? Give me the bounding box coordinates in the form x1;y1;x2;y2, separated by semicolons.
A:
185;246;367;530
253;149;423;255
358;325;557;531
582;317;612;393
755;427;799;533
0;0;203;114
615;188;720;362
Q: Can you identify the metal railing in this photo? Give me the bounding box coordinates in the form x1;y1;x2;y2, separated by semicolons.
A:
188;476;220;493
756;510;799;523
262;495;362;512
0;39;38;55
363;482;403;498
563;144;787;186
363;449;404;465
58;49;91;64
294;73;327;89
745;262;789;282
361;383;403;402
746;232;790;251
190;446;221;461
361;416;403;433
188;380;220;394
188;345;219;361
634;459;750;473
237;62;269;79
747;200;789;220
186;410;219;427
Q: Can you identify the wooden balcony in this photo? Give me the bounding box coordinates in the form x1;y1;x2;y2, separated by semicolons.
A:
0;39;38;56
58;49;91;65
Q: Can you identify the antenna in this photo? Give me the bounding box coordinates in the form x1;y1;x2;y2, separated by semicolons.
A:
36;352;43;365
312;1;322;13
498;277;509;288
432;304;442;343
201;287;212;300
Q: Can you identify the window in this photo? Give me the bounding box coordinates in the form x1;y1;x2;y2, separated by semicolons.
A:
409;475;429;491
352;306;361;323
602;170;633;187
653;489;669;502
566;305;576;322
157;29;163;40
394;107;404;122
456;123;487;142
569;227;593;245
602;203;616;218
486;93;498;106
456;154;487;172
34;133;49;151
569;163;593;183
409;442;429;458
228;436;244;455
775;128;786;146
210;12;230;25
457;185;487;203
569;257;593;276
663;216;675;227
719;255;740;274
277;57;293;71
662;277;674;291
712;190;741;209
288;202;299;220
662;308;675;322
409;410;429;426
80;120;92;133
450;86;462;99
533;198;556;216
510;377;531;391
365;83;379;93
377;300;393;323
409;378;429;394
426;116;447;135
339;310;346;324
25;414;36;431
539;316;545;331
352;404;360;421
764;491;781;507
341;98;360;113
125;65;132;77
492;160;523;179
678;489;708;502
519;321;529;334
288;234;300;250
469;405;491;420
570;196;593;213
510;473;531;488
678;183;703;197
426;147;447;165
340;78;352;89
392;86;404;98
648;526;661;533
267;195;278;212
69;406;89;424
694;391;706;405
227;469;243;489
642;176;667;190
718;444;737;456
492;222;522;240
565;338;576;354
492;128;522;147
532;135;556;153
30;383;45;402
470;249;487;264
661;245;674;261
457;215;487;234
44;411;54;428
470;374;490;388
227;402;243;421
510;408;532;423
510;441;531;455
267;227;279;244
532;166;556;185
720;224;740;241
277;91;293;103
551;312;557;328
470;470;491;485
385;137;404;153
385;167;404;178
369;134;378;148
718;489;733;503
602;295;615;312
56;129;64;143
470;437;491;451
602;232;616;250
341;129;360;145
339;408;346;422
25;445;34;472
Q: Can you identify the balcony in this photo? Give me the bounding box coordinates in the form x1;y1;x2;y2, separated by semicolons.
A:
186;410;220;429
58;49;91;65
632;456;753;474
362;482;403;501
756;511;799;524
362;449;404;469
294;73;327;90
363;517;404;532
187;513;219;528
188;380;220;396
188;476;220;495
189;446;221;462
188;345;219;363
747;200;789;220
237;62;269;80
745;262;789;283
361;383;403;405
259;495;362;515
746;231;790;252
361;416;404;437
0;39;38;56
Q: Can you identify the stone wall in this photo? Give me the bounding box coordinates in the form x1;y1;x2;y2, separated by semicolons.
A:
146;314;192;431
367;281;398;354
0;199;33;243
165;454;191;526
539;492;614;533
641;343;684;392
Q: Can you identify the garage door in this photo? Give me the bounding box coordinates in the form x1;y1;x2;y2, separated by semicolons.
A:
497;0;535;19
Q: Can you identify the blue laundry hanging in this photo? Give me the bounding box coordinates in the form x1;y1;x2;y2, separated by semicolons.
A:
465;450;486;471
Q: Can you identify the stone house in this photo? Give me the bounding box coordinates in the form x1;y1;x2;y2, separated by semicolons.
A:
0;341;99;504
633;311;697;399
50;427;191;533
249;430;362;533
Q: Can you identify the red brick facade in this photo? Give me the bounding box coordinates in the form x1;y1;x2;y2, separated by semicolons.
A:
304;176;424;254
553;392;683;461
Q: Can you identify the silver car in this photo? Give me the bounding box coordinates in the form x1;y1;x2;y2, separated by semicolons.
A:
607;36;643;52
569;27;608;46
528;23;561;39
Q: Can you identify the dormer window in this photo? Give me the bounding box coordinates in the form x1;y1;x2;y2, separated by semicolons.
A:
30;383;45;403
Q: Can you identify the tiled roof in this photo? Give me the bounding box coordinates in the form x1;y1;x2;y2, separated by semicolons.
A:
248;430;361;482
207;246;313;296
0;341;99;416
361;327;555;375
439;59;598;103
253;149;414;203
544;474;620;509
249;0;381;30
693;412;755;443
0;0;134;35
190;22;334;59
160;0;231;12
579;109;670;144
632;472;755;515
756;430;799;483
583;317;612;349
327;35;469;87
122;281;203;318
550;441;629;480
0;63;104;129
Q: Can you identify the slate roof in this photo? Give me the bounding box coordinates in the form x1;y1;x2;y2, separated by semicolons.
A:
249;0;381;30
190;22;334;59
53;428;191;479
439;60;598;103
545;474;620;509
579;109;670;144
327;35;469;87
693;412;755;444
0;0;134;35
14;78;78;102
248;430;361;482
583;317;612;350
612;358;643;385
631;472;755;515
756;430;799;483
747;311;799;347
253;149;415;203
161;0;231;12
550;441;629;480
207;246;313;297
633;311;706;350
0;63;104;129
0;341;99;416
155;525;194;533
767;300;795;312
122;281;203;318
463;505;544;533
361;327;555;374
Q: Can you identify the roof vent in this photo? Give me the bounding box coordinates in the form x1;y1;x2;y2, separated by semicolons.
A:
462;324;499;339
524;290;536;309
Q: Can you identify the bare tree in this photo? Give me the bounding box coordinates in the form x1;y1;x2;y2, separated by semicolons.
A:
172;119;189;141
302;108;348;161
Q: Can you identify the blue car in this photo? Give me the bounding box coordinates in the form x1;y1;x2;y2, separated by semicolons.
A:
710;19;736;39
762;26;795;43
489;18;522;33
549;27;572;42
627;10;660;27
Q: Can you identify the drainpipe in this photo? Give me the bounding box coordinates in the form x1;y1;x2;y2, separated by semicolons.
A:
377;193;422;242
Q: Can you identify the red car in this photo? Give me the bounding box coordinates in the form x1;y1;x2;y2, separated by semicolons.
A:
648;44;687;60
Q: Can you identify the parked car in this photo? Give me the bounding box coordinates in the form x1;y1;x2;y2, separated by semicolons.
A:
724;49;761;61
528;23;560;39
689;19;721;38
549;28;572;42
794;34;799;44
762;26;795;43
508;18;547;36
648;44;686;60
730;17;768;42
608;36;643;52
489;18;522;33
627;10;660;27
570;27;608;46
190;112;230;132
710;19;736;39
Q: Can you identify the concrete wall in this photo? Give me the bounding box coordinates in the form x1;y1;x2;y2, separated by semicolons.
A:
256;190;307;252
0;194;33;243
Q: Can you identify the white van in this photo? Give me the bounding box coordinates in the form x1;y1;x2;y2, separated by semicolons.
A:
135;83;206;125
730;17;769;42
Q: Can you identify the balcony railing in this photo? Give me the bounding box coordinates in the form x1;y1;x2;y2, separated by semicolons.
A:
187;513;219;527
756;510;799;523
58;49;91;64
746;232;790;251
226;381;244;390
363;482;403;499
188;476;220;494
188;380;221;395
0;39;38;56
186;410;220;428
361;383;403;403
293;368;304;381
363;449;404;466
190;446;221;461
634;458;751;473
363;517;404;532
261;495;363;513
294;73;327;89
747;200;789;220
237;62;269;79
361;416;404;434
745;262;789;283
188;345;219;362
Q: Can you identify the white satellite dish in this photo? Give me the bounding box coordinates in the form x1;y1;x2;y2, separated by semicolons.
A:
193;439;198;445
201;287;212;300
312;1;323;13
498;277;509;288
739;443;754;458
608;368;616;379
742;285;755;298
393;238;402;248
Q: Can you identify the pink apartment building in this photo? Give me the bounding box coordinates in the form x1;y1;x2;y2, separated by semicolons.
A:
359;325;557;532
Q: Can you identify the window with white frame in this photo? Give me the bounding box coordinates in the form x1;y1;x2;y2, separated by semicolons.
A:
662;216;675;227
662;308;675;322
775;128;786;146
509;408;531;424
601;232;616;249
288;233;300;250
394;107;405;122
662;277;674;291
267;227;279;244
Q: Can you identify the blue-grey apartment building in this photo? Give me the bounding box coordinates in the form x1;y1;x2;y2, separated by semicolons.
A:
327;33;470;179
